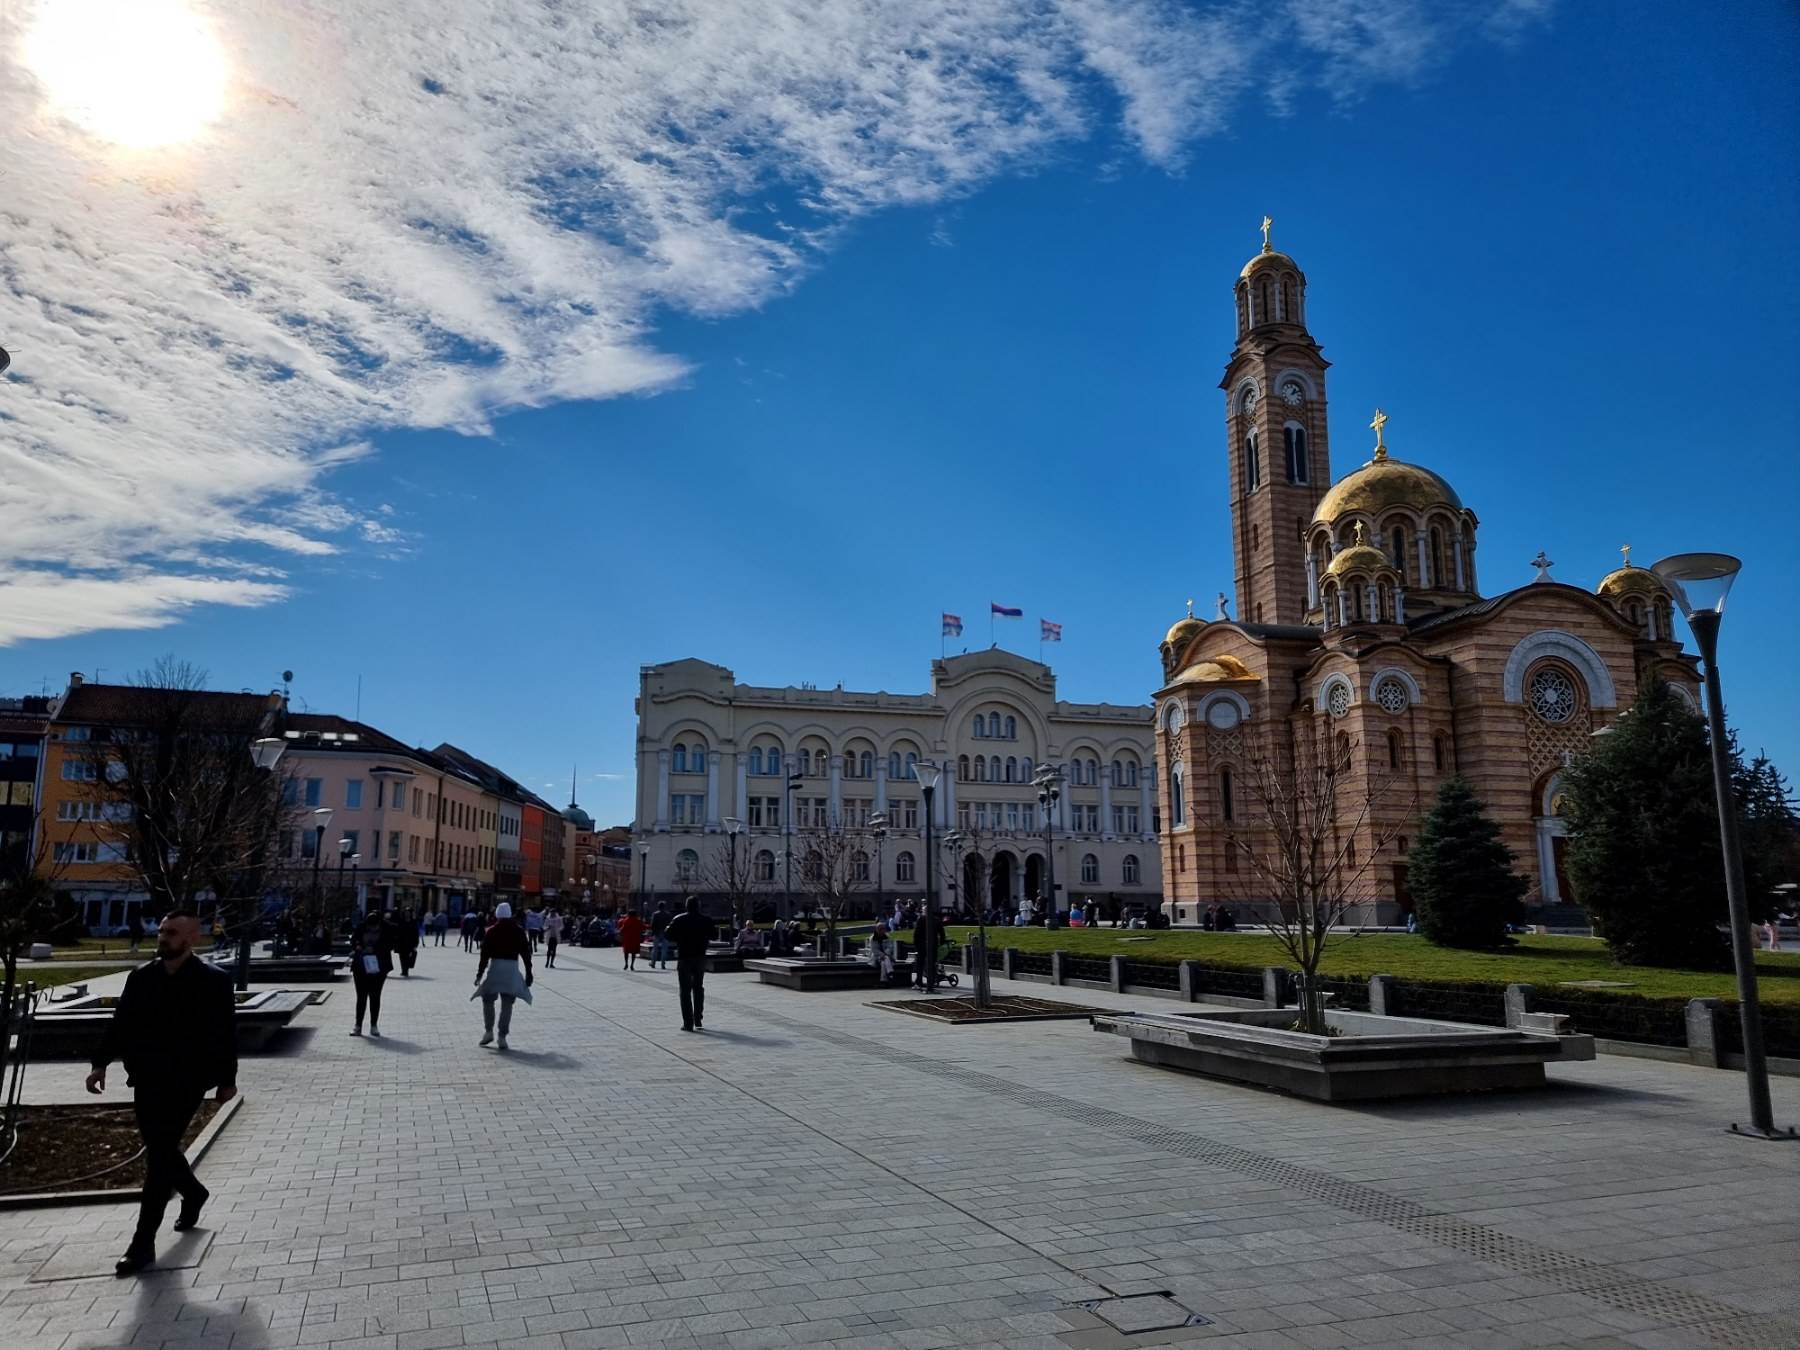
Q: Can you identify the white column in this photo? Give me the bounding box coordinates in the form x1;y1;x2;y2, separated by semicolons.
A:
705;752;721;830
1305;555;1319;609
1454;540;1467;591
1337;593;1348;626
1535;819;1560;904
1417;535;1431;587
828;754;842;825
734;754;748;822
1644;610;1656;640
1366;583;1379;623
654;750;671;832
1394;588;1407;624
1100;766;1114;840
943;762;957;827
874;760;888;815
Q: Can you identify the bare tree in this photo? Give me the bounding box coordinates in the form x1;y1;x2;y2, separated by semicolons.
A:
1;809;71;1085
1227;726;1414;1034
78;659;296;953
696;833;769;931
795;820;875;947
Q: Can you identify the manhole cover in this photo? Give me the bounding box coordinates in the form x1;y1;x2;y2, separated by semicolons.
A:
1073;1294;1210;1333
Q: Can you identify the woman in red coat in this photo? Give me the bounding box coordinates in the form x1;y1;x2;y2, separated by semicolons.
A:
616;909;647;971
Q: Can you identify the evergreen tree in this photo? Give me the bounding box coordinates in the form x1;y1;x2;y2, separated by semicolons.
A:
1733;746;1799;922
1406;777;1526;949
1560;680;1728;968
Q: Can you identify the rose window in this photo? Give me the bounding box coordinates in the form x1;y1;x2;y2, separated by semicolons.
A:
1528;668;1578;724
1374;678;1409;714
1325;682;1351;719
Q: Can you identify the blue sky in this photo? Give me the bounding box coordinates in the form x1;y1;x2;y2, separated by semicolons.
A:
2;1;1796;823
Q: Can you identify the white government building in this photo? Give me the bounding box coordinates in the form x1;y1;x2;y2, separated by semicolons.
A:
632;651;1163;914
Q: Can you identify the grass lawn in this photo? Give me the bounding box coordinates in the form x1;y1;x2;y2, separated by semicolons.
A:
36;937;141;961
7;964;120;993
947;926;1800;1006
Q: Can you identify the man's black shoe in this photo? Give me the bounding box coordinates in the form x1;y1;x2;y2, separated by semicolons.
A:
114;1247;155;1277
681;1024;694;1032
172;1186;210;1232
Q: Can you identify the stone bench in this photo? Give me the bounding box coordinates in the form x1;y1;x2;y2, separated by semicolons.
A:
744;958;889;991
28;989;316;1059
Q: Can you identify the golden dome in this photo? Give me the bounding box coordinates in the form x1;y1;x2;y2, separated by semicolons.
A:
1325;544;1395;578
1597;565;1664;599
1173;655;1257;684
1163;615;1204;647
1240;248;1298;281
1313;455;1463;525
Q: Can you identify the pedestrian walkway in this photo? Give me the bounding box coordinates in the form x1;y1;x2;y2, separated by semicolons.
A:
3;941;1797;1349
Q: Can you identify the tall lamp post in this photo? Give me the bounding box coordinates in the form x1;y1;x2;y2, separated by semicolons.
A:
336;837;358;922
309;806;333;932
869;814;887;923
1034;763;1064;921
723;816;743;927
1651;552;1793;1140
637;843;650;913
238;737;287;991
783;764;804;921
915;760;942;991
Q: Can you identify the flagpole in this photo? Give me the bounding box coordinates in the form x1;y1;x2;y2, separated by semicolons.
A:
989;609;994;649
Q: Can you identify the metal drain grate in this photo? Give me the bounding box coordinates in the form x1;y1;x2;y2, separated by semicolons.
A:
1073;1293;1211;1333
716;996;1800;1350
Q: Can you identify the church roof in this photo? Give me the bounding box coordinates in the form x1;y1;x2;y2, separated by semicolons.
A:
1313;454;1463;524
1172;655;1258;684
1325;543;1396;578
1597;564;1665;599
1240;248;1299;280
1407;593;1509;633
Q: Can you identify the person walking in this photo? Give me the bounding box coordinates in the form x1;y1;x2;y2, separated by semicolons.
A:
433;910;449;946
617;908;646;971
648;902;672;969
524;907;544;950
666;898;715;1032
85;911;237;1277
545;908;564;968
391;908;419;977
349;910;395;1037
912;905;941;993
126;910;145;955
473;902;533;1050
461;909;480;952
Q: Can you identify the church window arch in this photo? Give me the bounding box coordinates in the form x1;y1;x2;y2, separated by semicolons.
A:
1169;764;1185;826
1259;277;1272;324
1245;428;1261;491
958;754;970;780
1389;525;1407;578
1387;729;1405;771
748;747;764;775
1284;424;1309;484
1281;275;1296;322
1255;603;1265;622
1433;732;1452;772
1428;526;1445;587
1219;767;1235;822
989;755;1002;781
1005;715;1017;739
1525;663;1582;725
797;749;811;777
1005;756;1017;783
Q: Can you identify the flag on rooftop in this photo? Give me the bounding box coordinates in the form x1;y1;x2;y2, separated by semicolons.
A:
942;612;963;637
1040;619;1062;641
991;602;1022;618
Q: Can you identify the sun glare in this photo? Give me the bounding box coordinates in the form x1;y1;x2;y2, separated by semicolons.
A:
22;0;228;149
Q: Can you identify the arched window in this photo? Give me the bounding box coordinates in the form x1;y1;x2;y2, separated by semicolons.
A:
1220;768;1234;822
973;714;986;738
676;849;699;882
1005;757;1017;783
798;749;812;777
1123;854;1140;884
672;744;687;773
895;851;916;883
852;850;870;883
1282;277;1295;320
1429;526;1444;587
748;747;763;775
754;849;775;882
888;752;900;780
1526;666;1580;724
1433;733;1450;772
905;752;918;780
989;756;1001;782
1081;853;1099;884
1259;278;1272;324
958;754;970;780
859;751;873;778
1245;429;1261;491
1005;715;1017;739
1285;425;1308;484
1170;768;1185;826
1390;526;1406;577
1387;730;1404;771
975;757;987;783
1021;757;1033;780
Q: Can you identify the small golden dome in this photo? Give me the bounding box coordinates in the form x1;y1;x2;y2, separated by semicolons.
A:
1240;249;1299;281
1163;615;1204;648
1325;544;1395;578
1597;565;1665;599
1313;456;1463;525
1173;655;1257;684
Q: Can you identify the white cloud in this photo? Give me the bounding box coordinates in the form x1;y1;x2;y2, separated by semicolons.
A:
0;0;1549;644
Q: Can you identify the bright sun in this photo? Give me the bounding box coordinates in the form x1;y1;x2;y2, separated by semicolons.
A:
23;0;228;149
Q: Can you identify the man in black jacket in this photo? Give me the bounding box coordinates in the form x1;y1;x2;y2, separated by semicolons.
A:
86;910;237;1276
664;897;715;1032
912;906;941;993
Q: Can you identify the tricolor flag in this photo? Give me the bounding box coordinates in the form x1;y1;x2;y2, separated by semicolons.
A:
1040;619;1062;642
942;612;963;637
991;602;1023;618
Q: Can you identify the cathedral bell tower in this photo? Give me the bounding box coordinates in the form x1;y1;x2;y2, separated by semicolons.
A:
1218;218;1332;626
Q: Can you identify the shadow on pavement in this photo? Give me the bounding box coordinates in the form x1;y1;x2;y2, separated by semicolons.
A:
691;1028;793;1048
361;1036;426;1054
489;1049;583;1070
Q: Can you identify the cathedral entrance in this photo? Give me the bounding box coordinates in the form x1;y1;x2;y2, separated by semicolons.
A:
990;851;1016;912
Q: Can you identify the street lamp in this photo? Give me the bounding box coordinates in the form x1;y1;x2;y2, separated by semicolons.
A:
336;837;357;921
1034;763;1064;921
637;842;650;913
723;816;744;927
310;806;333;931
1651;551;1792;1139
783;763;804;922
916;760;942;990
869;813;887;923
943;827;991;1007
236;737;287;989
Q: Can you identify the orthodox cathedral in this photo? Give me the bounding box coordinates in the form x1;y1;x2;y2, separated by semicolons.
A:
1154;222;1701;921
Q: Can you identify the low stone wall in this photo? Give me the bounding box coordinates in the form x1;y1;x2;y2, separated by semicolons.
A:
961;946;1800;1072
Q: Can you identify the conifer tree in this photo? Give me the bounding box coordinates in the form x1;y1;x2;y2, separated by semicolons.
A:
1406;777;1525;949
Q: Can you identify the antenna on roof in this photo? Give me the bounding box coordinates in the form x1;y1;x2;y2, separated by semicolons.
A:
281;670;294;709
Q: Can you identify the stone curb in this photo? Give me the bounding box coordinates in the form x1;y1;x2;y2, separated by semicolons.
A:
0;1091;244;1210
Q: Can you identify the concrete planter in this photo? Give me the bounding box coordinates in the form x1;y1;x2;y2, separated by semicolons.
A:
744;957;886;991
1092;1008;1594;1103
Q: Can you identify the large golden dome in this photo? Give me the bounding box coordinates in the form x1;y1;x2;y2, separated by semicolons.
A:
1597;565;1664;599
1173;655;1257;684
1163;615;1204;647
1240;248;1299;281
1313;455;1463;525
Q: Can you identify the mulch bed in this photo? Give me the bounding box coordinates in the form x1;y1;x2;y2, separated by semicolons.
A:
0;1101;221;1197
869;994;1117;1023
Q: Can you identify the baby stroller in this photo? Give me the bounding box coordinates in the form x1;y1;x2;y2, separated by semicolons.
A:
932;939;960;990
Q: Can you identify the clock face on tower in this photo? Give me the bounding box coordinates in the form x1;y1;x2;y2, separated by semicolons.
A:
1281;379;1305;407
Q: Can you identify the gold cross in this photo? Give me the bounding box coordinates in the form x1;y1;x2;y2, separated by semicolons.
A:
1621;543;1632;567
1260;215;1273;252
1370;407;1389;460
1185;597;1194;618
